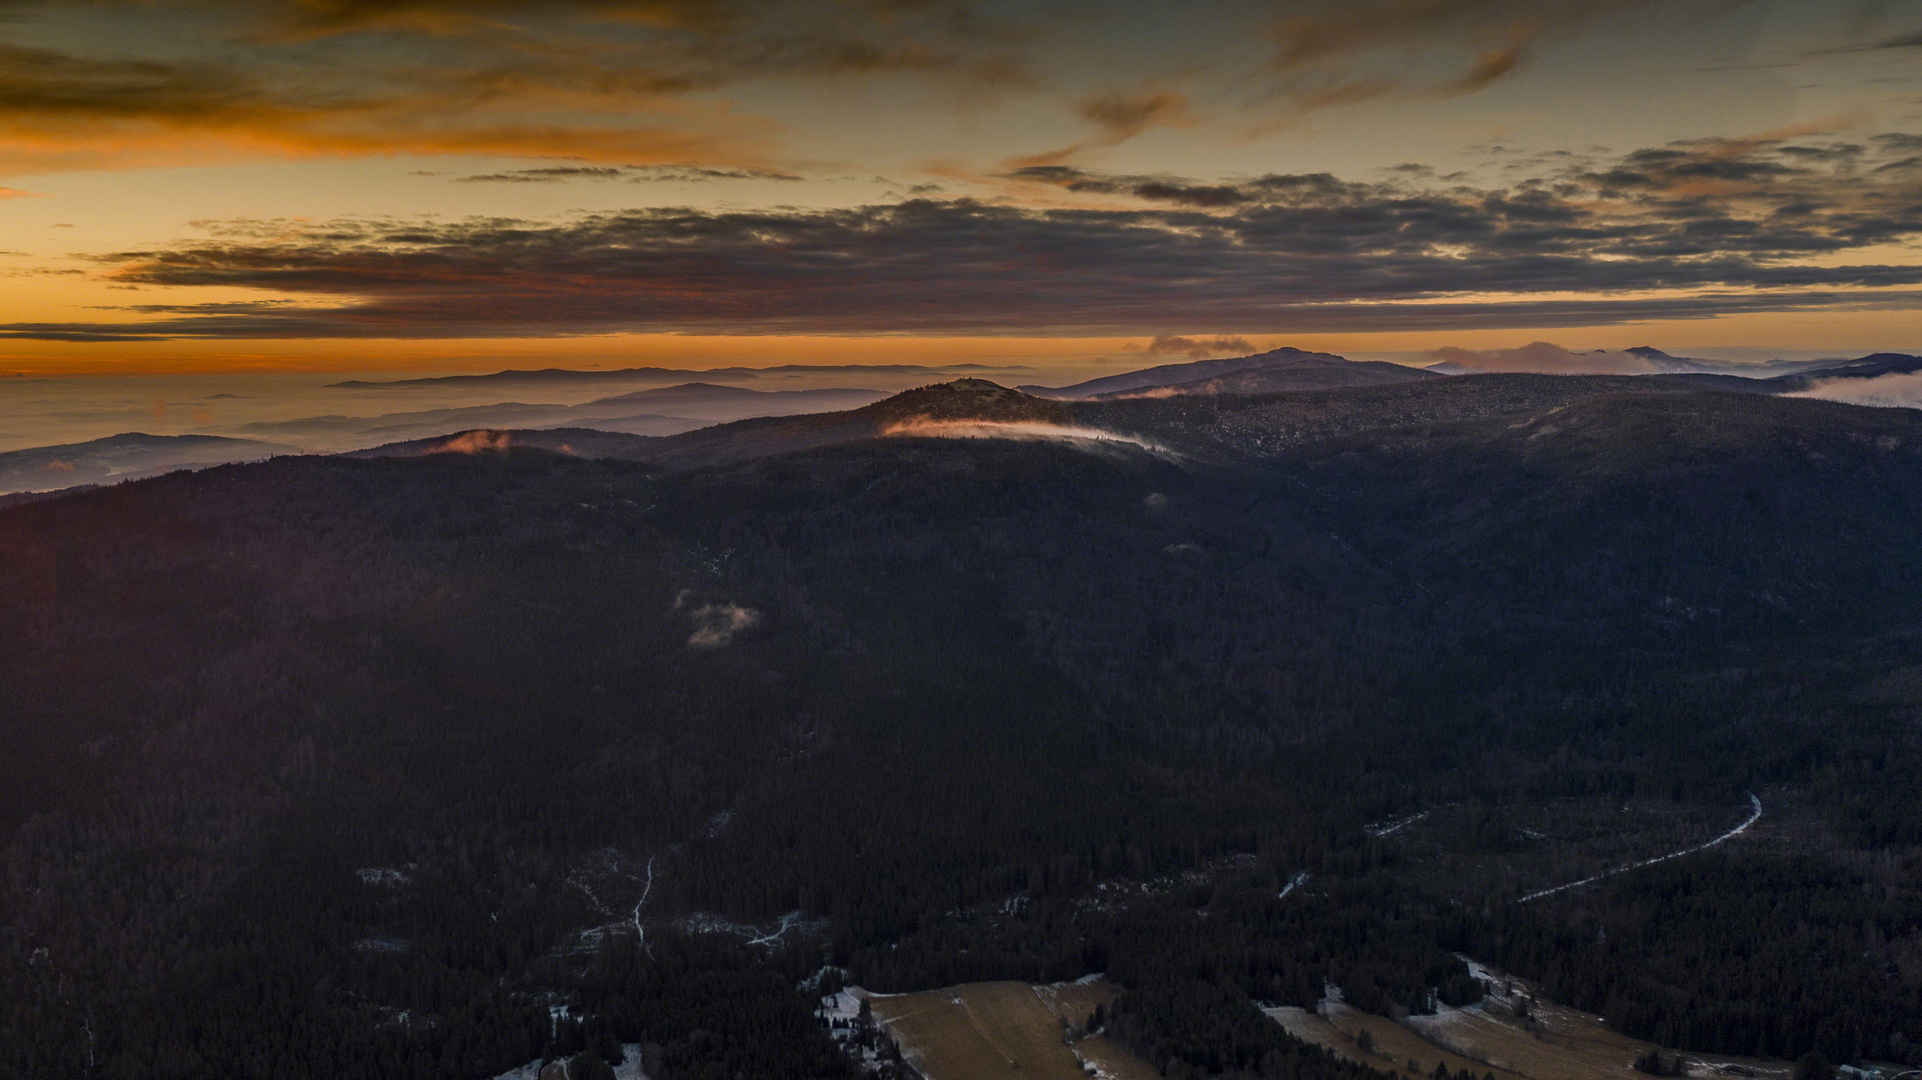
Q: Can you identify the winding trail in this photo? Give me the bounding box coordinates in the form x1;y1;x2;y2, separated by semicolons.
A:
630;856;655;955
1517;794;1762;903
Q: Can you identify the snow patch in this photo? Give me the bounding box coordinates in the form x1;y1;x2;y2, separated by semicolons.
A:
1072;1045;1121;1080
817;987;907;1075
687;604;759;648
1364;810;1429;837
677;910;823;948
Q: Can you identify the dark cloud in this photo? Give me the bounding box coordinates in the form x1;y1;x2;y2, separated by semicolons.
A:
1007;166;1252;206
4;134;1915;341
456;164;800;183
0;41;284;123
1263;0;1743;107
458;166;632;183
636;165;802;181
1813;29;1922;54
0;0;1034;169
5;292;1914;342
1075;89;1192;143
1437;42;1526;95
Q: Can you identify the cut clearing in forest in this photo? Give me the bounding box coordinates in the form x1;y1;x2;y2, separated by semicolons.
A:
863;979;1157;1080
1268;961;1794;1080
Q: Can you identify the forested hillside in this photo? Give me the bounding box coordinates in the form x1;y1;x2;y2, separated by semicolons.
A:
3;376;1920;1079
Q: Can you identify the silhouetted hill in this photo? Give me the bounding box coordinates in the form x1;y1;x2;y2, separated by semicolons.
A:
349;426;664;460
1019;347;1372;398
0;432;298;494
1767;352;1922;391
584;382;882;408
617;378;1071;468
1090;357;1437;398
856;377;1070;424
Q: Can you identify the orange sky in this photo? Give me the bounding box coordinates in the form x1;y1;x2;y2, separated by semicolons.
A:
0;0;1915;375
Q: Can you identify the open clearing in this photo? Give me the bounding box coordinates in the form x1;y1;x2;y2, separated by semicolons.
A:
1268;962;1792;1080
1269;1003;1533;1080
864;979;1157;1080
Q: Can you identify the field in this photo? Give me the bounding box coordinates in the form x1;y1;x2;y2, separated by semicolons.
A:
864;980;1158;1080
1270;1003;1534;1080
1268;961;1793;1080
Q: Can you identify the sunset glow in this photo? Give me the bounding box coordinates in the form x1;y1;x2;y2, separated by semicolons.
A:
0;0;1915;383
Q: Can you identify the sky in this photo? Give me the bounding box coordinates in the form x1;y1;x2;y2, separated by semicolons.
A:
0;0;1918;382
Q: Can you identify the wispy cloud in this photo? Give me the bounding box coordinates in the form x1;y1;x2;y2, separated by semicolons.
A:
0;0;1036;172
1791;372;1922;408
1809;29;1922;55
1261;0;1745;110
456;163;801;183
1076;89;1194;143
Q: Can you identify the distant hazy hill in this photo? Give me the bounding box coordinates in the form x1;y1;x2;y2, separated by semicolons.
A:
1092;356;1438;398
1766;352;1922;392
1423;348;1840;379
1019;347;1425;399
0;432;297;494
583;378;1062;469
348;426;663;461
349;374;1781;472
1624;346;1839;377
573;382;889;424
328;363;1008;390
229;402;590;448
224;382;891;451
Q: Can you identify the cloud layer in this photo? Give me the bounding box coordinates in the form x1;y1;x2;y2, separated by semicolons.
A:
3;131;1917;341
0;0;1797;174
1792;372;1922;409
0;0;1035;171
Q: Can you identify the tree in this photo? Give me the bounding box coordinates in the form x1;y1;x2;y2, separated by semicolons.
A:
1795;1052;1835;1080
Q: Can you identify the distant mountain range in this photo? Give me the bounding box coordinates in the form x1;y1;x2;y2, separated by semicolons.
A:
9;350;1919;496
1019;346;1436;398
1764;351;1922;391
340;371;1808;472
220;383;891;452
0;432;297;494
1620;346;1840;376
327;363;1015;390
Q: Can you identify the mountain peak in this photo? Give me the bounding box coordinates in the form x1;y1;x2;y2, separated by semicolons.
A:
860;379;1068;424
1020;347;1359;399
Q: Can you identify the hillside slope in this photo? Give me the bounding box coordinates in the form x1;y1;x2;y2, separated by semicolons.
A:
3;378;1921;1078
